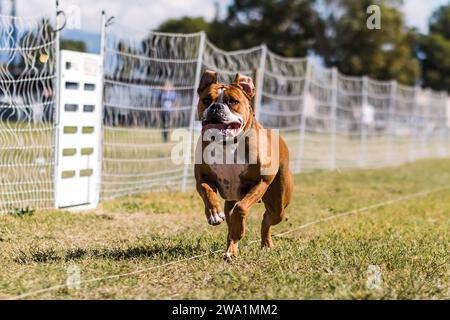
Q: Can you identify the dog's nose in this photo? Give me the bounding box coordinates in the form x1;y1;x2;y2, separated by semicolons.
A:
206;103;226;121
209;103;224;113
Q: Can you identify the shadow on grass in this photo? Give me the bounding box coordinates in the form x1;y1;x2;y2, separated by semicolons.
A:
13;238;222;264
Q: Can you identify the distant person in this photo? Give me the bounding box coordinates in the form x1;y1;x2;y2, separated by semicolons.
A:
160;80;176;142
362;103;375;137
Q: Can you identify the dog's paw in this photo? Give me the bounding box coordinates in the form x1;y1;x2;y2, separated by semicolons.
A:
223;252;233;263
207;212;225;226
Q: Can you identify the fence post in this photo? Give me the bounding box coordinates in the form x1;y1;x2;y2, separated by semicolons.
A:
359;76;369;168
409;87;419;162
254;44;267;121
444;93;450;157
53;0;62;208
97;11;107;202
181;31;206;192
330;67;338;170
436;92;444;158
443;92;450;157
296;57;312;173
385;80;396;165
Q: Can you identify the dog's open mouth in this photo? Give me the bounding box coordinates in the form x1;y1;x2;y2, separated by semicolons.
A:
202;120;242;137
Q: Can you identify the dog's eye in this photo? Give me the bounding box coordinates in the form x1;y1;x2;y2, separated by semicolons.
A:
228;98;239;107
202;98;212;106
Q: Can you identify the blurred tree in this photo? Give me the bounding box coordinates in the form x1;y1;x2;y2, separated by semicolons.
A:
154;0;431;87
60;39;87;52
155;1;324;57
419;4;450;92
429;3;450;38
217;0;325;57
157;16;210;34
320;0;420;85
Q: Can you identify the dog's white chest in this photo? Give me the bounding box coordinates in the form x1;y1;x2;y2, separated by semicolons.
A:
210;163;248;201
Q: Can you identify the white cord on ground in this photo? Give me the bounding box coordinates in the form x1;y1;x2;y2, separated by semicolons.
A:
9;185;450;300
275;185;450;238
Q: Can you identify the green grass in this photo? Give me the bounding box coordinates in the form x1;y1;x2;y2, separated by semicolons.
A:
0;159;449;300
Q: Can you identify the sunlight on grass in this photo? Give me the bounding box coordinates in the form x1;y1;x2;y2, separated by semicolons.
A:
0;159;449;299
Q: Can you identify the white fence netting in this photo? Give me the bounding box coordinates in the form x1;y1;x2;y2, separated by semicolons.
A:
202;40;263;83
100;27;449;199
101;24;203;199
260;51;308;172
0;14;57;213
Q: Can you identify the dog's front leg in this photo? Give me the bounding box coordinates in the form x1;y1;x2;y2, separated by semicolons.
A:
197;182;225;226
225;180;269;260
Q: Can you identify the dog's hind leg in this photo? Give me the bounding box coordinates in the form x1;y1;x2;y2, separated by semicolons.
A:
261;207;285;248
260;158;293;249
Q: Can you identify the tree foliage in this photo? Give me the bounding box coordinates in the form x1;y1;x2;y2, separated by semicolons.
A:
155;0;446;89
157;16;210;34
60;39;87;52
419;4;450;92
217;0;325;57
320;0;420;85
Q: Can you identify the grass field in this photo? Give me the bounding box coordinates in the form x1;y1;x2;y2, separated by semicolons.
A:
0;159;449;299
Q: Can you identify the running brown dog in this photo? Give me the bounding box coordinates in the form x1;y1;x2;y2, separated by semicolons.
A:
194;70;293;261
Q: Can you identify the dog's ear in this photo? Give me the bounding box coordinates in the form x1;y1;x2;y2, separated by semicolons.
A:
233;73;255;99
197;70;218;95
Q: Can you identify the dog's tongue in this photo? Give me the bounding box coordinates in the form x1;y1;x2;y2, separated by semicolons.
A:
203;123;240;137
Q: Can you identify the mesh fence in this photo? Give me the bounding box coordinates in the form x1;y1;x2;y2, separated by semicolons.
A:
202;40;263;83
101;24;203;199
100;26;449;199
0;14;57;213
260;51;308;172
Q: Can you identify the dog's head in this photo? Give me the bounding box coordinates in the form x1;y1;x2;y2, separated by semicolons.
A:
197;70;256;140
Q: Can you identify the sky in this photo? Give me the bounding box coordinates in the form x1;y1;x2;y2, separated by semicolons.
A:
0;0;448;39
